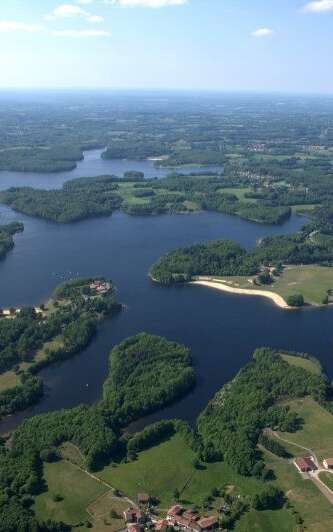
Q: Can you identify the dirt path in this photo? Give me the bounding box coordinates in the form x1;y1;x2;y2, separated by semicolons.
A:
270;430;319;466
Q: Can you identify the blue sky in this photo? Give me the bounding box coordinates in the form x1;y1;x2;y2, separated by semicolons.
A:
0;0;332;93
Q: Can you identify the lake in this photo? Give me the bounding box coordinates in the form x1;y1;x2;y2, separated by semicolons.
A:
0;155;332;434
0;148;223;190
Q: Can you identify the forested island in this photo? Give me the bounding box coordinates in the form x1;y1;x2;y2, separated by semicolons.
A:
0;278;121;419
103;333;195;425
2;339;333;531
0;221;24;260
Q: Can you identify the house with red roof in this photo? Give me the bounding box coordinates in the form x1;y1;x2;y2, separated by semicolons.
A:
294;456;316;473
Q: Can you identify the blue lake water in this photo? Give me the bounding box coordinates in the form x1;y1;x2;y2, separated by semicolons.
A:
0;154;331;434
0;149;223;190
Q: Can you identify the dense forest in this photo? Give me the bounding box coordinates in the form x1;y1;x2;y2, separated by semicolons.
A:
197;348;329;475
0;145;83;173
0;278;121;417
150;240;260;284
103;333;195;425
0;221;24;259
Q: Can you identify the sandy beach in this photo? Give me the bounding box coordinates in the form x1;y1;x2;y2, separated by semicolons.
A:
191;278;291;309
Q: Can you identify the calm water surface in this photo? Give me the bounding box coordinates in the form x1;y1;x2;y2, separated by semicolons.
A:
0;149;223;190
0;156;331;434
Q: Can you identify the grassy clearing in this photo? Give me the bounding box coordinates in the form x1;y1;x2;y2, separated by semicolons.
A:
291;204;316;214
272;266;333;304
0;369;19;392
98;433;264;508
235;507;295;532
0;336;65;392
219;187;257;202
280;354;322;375
277;397;333;461
34;460;107;527
215;265;333;305
87;491;128;532
319;472;333;492
60;441;86;468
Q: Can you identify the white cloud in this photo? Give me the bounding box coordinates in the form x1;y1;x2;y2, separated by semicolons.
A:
53;29;110;37
104;0;187;7
0;20;43;33
303;0;333;11
45;4;104;22
251;27;274;38
46;4;89;19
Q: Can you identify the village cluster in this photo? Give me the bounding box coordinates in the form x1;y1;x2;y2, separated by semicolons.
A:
123;494;220;532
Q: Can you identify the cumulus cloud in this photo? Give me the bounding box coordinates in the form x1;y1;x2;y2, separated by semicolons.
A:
0;20;43;32
303;0;333;11
53;29;110;37
46;4;103;22
46;4;89;19
104;0;188;7
251;27;274;37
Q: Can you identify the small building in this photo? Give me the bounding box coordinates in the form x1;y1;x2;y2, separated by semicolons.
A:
167;505;184;520
127;525;144;532
123;508;144;524
154;520;169;531
183;509;198;521
323;458;333;470
137;493;150;505
197;516;218;531
294;456;316;473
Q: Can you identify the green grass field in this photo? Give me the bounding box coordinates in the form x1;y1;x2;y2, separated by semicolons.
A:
319;472;333;492
98;433;298;531
219;187;257;202
34;460;107;527
277;397;333;461
235;507;296;532
0;369;19;392
99;433;266;507
33;424;333;532
263;450;333;532
214;265;333;305
280;354;322;375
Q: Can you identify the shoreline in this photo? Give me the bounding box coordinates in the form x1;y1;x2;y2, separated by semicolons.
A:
191;278;292;310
